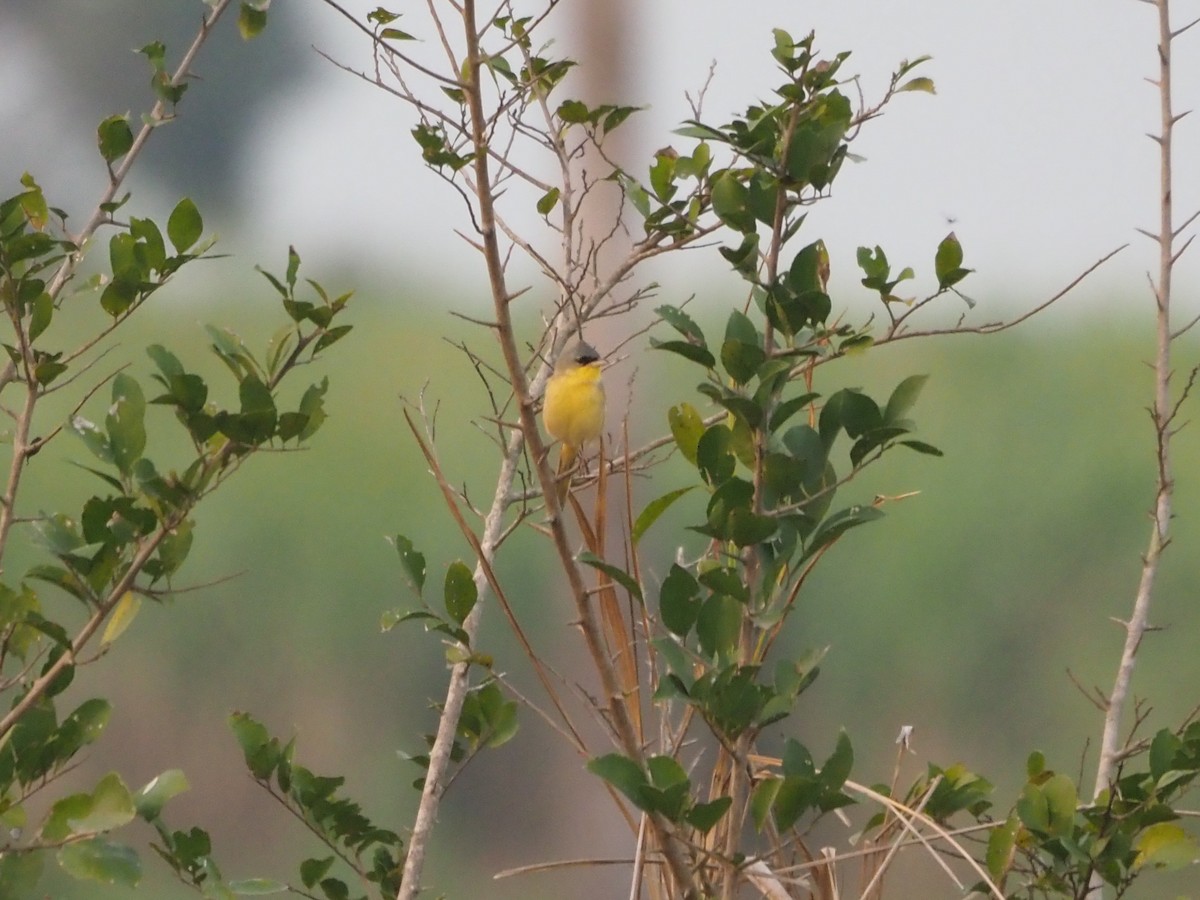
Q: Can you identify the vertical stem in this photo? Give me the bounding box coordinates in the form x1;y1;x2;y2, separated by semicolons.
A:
1093;0;1176;800
396;3;699;897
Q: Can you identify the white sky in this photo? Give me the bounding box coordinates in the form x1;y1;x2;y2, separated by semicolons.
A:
1;2;1196;319
239;0;1200;320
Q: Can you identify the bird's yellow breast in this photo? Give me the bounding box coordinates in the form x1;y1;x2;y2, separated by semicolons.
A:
543;363;605;449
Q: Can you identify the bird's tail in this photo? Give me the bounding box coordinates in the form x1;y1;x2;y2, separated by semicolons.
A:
555;443;577;507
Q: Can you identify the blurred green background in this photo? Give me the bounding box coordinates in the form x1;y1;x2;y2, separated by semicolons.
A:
13;284;1199;899
3;0;1199;897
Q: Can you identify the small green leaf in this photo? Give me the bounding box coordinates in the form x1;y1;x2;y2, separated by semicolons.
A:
578;552;642;602
750;777;781;832
696;424;736;487
710;170;754;233
1148;728;1180;783
106;372;147;474
238;3;269;39
696;594;740;660
651;339;716;369
668;403;705;466
898;76;936;94
134;769;190;821
102;592;140;646
443;561;477;626
167;198;203;254
659;564;701;637
1133;821;1199;871
557;99;589;123
57;838;140;887
899;439;943;457
685;796;731;833
934;232;971;289
883;374;928;424
536;187;561;216
587;754;647;805
391;534;426;596
300;857;335;889
986;814;1020;882
97;116;134;164
633;486;695;546
655;305;706;344
819;731;853;791
29;292;54;342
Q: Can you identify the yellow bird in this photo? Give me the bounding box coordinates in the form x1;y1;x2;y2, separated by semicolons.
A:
542;340;605;503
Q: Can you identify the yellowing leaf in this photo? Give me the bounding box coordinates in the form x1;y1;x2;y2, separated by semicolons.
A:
1133;821;1199;871
102;592;141;646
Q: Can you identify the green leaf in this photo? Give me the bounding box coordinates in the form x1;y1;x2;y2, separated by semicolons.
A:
819;731;853;792
720;336;765;388
29;291;54;342
668;403;704;466
587;754;647;805
750;777;781;832
238;3;269;39
134;769;190;821
557;99;590;124
1133;821;1199;871
788;240;829;294
934;231;971;289
391;534;426;596
696;424;736;487
44;773;135;840
659;564;701;637
57;698;112;758
899;439;943;457
300;857;335;889
883;374;928;424
167;198;203;254
57;838;140;887
986;814;1020;882
898;76;936;94
0;851;43;898
696;594;740;660
685;796;731;833
655;305;706;344
1149;728;1180;783
803;504;884;561
651;338;716;370
97;115;134;164
769;392;819;433
1040;773;1076;838
106;372;146;474
578;552;642;602
633;486;695;546
710;170;754;233
100;279;137;318
443;561;477;626
536;187;560;216
69;415;114;465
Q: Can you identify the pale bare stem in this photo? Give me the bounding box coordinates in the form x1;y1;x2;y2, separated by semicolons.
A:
0;509;186;741
399;1;702;895
0;1;234;567
44;0;235;302
1092;0;1179;813
879;244;1127;345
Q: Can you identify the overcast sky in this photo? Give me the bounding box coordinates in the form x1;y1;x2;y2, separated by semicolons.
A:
4;1;1198;319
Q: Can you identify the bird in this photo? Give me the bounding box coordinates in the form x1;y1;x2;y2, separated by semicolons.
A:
542;340;605;505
